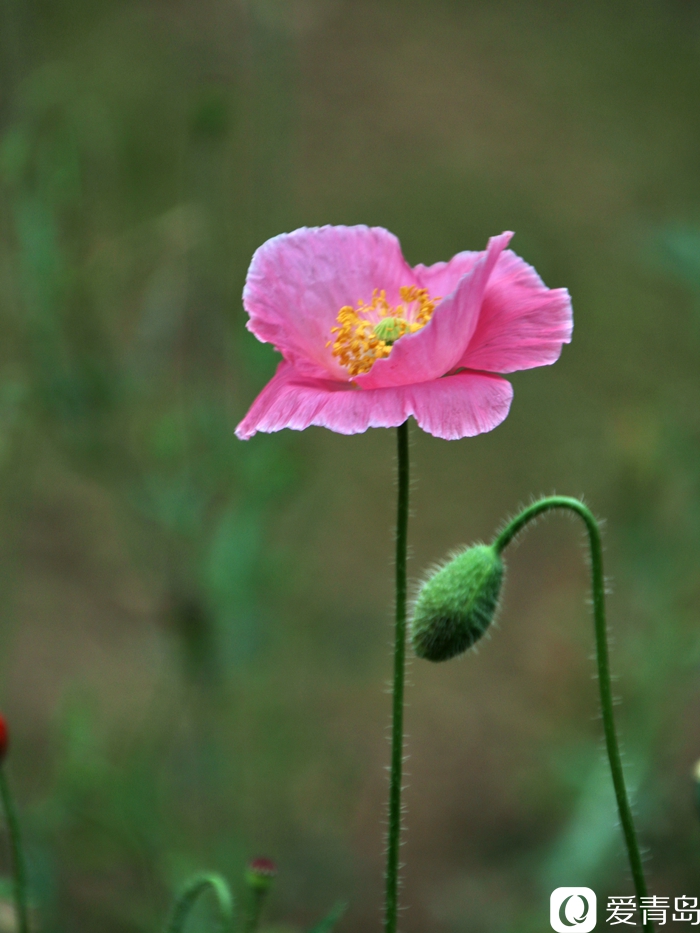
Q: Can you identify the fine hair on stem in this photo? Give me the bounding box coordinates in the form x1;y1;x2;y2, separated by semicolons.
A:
385;420;410;933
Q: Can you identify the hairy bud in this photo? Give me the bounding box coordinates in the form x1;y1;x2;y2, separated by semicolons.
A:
411;544;503;662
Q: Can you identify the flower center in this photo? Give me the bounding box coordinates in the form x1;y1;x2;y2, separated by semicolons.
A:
329;286;439;377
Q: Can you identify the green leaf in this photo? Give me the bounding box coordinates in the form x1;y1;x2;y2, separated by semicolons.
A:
306;901;347;933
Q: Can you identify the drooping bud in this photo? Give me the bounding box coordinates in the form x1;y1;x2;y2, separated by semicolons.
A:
245;857;277;892
411;544;504;662
0;715;8;763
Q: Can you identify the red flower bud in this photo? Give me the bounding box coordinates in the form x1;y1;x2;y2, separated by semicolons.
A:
0;715;8;763
245;857;277;891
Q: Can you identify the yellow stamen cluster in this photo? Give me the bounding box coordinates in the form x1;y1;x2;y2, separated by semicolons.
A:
329;286;439;377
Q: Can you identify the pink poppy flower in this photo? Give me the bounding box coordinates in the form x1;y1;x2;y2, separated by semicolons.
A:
235;226;572;441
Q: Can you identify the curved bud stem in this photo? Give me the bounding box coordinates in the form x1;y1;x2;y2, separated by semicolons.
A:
494;497;651;932
0;767;29;933
164;873;234;933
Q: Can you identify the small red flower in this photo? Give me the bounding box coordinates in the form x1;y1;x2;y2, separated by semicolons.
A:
248;857;276;877
0;715;9;763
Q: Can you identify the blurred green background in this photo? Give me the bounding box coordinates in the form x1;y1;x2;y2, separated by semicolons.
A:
1;0;700;930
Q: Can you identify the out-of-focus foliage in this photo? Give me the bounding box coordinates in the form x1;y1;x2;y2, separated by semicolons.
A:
0;1;305;929
0;1;700;931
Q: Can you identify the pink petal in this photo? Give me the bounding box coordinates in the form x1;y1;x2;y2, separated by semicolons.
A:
235;362;513;441
355;232;513;390
458;250;573;373
412;251;481;296
243;225;417;380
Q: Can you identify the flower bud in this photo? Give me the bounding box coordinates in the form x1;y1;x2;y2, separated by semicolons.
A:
245;857;277;892
0;715;8;763
411;544;503;662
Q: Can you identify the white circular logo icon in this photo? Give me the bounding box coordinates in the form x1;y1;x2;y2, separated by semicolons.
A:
550;887;597;932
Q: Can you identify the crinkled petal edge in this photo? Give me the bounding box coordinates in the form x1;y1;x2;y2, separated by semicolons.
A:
235;362;513;442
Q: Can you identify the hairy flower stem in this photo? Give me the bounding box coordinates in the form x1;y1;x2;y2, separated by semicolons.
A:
245;889;267;933
0;767;29;933
494;496;652;933
385;421;410;933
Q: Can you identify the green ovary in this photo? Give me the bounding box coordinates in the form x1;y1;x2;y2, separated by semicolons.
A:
373;317;404;345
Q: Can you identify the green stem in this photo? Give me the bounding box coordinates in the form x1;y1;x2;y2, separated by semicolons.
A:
244;888;267;933
494;496;651;933
164;873;234;933
385;421;410;933
0;767;29;933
